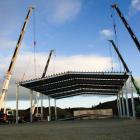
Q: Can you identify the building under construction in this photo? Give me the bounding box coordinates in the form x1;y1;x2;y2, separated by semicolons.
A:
16;71;135;123
16;3;140;123
0;3;140;124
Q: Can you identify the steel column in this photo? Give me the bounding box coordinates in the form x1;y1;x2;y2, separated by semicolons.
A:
131;92;136;118
118;92;122;117
41;93;43;120
16;84;19;124
129;75;136;118
30;90;33;122
48;96;51;121
130;80;136;118
124;83;130;117
54;99;57;120
121;90;126;117
117;94;121;117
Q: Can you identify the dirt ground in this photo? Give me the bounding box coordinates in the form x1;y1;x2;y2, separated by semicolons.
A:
0;119;140;140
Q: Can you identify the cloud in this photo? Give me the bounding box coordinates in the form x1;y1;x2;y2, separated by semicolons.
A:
47;0;82;24
129;0;140;15
0;52;117;81
135;77;140;85
131;0;140;11
100;29;113;39
0;39;16;50
0;51;117;101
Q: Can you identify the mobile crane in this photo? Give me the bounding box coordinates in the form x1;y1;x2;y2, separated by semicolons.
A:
109;40;140;95
31;49;54;118
0;7;34;123
112;4;140;53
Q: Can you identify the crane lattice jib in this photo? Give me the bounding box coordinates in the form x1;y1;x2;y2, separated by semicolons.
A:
112;4;140;53
31;49;54;115
41;49;54;78
0;7;34;111
109;40;140;95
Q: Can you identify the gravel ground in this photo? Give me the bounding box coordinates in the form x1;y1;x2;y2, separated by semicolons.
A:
0;119;140;140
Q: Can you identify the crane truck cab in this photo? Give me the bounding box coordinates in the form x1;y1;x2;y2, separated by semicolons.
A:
0;109;15;123
34;113;41;121
6;109;16;123
0;112;7;123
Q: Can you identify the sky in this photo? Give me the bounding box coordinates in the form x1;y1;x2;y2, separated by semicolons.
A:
0;0;140;109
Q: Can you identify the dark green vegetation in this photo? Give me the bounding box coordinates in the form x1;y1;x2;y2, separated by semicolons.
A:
0;119;140;140
94;97;140;116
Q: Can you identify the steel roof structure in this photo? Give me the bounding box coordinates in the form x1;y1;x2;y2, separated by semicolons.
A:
19;71;129;99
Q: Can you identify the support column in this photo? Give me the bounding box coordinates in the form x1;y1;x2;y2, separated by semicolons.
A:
36;99;38;115
54;99;57;120
121;90;126;117
131;90;136;118
48;96;51;121
130;82;136;118
118;93;122;117
129;75;136;119
16;84;19;124
41;93;43;120
117;94;121;117
30;90;33;122
124;83;130;117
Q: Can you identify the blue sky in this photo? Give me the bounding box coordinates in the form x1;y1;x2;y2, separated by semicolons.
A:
0;0;140;109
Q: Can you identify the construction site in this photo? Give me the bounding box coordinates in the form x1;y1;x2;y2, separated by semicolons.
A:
0;1;140;140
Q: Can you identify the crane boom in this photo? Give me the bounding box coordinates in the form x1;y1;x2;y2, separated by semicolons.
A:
109;40;140;95
0;7;34;111
112;4;140;53
41;49;54;78
31;49;54;115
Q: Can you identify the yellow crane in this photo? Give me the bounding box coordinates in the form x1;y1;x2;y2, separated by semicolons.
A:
0;7;34;116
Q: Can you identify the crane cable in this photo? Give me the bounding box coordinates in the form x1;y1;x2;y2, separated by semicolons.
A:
110;7;124;72
32;9;40;115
